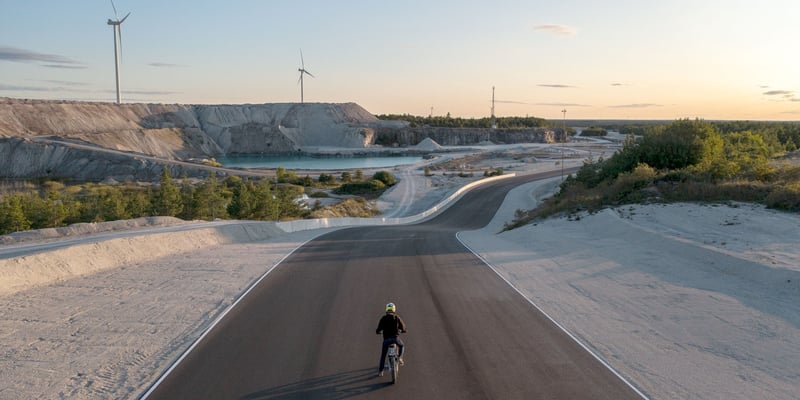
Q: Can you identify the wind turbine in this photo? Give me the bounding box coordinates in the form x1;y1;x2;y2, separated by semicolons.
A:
107;0;130;104
297;50;314;104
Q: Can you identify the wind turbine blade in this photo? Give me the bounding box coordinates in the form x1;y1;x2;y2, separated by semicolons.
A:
120;12;131;24
118;25;123;52
110;0;119;20
300;49;304;69
305;70;314;78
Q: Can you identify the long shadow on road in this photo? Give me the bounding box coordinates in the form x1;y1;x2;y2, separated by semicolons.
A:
241;368;390;400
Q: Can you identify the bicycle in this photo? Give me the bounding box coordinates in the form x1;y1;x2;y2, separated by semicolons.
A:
385;343;400;384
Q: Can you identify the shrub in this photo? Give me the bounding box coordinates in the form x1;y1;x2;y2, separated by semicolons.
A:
368;179;386;190
604;164;658;203
371;171;396;186
765;183;800;211
334;180;388;196
581;126;608;136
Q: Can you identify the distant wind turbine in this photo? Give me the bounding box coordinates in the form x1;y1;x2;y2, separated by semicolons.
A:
107;0;130;104
297;50;314;103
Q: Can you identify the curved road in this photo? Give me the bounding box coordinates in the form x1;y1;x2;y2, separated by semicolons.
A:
142;170;645;399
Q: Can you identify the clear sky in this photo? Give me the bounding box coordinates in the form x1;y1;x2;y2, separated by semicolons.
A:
1;0;799;120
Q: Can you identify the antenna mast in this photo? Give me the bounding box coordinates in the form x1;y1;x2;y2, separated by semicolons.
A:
491;86;496;129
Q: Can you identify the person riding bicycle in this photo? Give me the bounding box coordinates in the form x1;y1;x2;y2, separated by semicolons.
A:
376;302;406;377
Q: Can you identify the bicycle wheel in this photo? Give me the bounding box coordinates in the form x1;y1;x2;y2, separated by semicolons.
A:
389;356;398;383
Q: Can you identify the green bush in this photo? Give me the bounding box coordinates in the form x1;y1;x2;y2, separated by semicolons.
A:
765;183;800;211
371;171;396;186
581;126;608;137
335;181;382;196
505;119;800;230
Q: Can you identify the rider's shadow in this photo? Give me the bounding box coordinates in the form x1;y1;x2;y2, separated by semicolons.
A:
240;368;390;399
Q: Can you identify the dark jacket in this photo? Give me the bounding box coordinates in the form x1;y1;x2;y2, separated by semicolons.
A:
376;312;406;339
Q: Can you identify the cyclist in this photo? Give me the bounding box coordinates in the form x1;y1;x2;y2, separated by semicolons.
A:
376;302;406;377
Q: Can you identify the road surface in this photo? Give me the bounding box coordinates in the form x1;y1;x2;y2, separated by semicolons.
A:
142;170;645;399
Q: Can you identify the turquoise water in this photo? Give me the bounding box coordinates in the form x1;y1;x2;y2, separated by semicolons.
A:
217;154;424;170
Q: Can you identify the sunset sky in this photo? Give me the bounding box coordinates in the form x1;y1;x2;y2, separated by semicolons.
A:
2;0;799;120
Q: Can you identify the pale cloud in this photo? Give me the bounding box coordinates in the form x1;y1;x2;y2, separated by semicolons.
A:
537;102;590;107
538;84;576;88
41;64;87;69
534;24;577;36
1;82;89;92
763;90;799;102
763;90;793;96
494;100;528;105
38;80;90;87
0;46;84;68
0;83;50;91
148;62;186;68
610;103;663;108
112;89;178;96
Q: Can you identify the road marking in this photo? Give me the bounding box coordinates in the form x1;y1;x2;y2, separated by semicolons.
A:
456;232;650;400
138;234;323;399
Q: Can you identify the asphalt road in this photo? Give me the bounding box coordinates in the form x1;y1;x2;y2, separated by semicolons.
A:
142;170;645;400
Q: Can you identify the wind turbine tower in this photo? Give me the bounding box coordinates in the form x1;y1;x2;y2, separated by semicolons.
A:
297;50;314;103
107;0;130;104
491;86;497;129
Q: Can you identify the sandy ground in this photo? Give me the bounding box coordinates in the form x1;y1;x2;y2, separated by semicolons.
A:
1;144;799;399
460;180;800;400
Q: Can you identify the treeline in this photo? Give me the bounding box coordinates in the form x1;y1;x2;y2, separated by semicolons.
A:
580;126;608;137
376;114;547;129
508;119;800;229
616;121;800;153
0;169;397;235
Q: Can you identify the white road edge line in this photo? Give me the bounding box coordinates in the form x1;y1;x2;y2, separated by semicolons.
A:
456;232;651;400
138;234;323;399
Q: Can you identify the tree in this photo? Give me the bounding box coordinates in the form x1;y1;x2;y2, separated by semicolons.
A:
371;171;396;186
721;131;774;179
125;186;152;218
0;194;31;234
194;172;228;220
228;178;256;219
252;178;277;220
153;168;183;217
178;173;196;220
638;119;722;171
273;184;306;220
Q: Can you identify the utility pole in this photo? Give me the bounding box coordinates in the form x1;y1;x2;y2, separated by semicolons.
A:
491;86;497;129
561;108;567;181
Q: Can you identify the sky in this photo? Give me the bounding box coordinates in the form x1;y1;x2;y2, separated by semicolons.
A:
1;0;799;121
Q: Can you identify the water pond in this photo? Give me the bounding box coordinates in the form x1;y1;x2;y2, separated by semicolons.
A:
217;154;424;170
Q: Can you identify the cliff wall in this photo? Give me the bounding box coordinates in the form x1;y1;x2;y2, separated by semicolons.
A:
373;126;561;147
0;98;558;181
0;99;378;181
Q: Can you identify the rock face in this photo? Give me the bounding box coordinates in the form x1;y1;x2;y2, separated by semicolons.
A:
0;98;378;155
373;126;561;147
0;98;380;181
0;98;559;182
